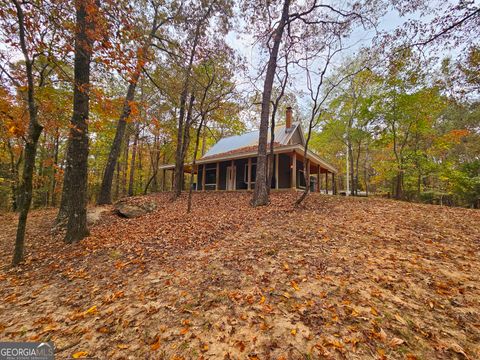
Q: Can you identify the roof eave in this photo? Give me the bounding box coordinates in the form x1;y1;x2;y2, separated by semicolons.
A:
160;144;337;173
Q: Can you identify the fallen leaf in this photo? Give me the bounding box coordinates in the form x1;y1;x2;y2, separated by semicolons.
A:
376;348;386;359
150;338;161;351
324;339;344;349
235;341;245;352
84;305;97;316
389;337;405;347
96;326;109;334
72;351;88;358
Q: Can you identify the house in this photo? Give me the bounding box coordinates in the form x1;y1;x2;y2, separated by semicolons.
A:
160;107;338;193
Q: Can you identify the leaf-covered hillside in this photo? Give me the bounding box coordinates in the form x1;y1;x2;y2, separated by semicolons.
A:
0;193;479;359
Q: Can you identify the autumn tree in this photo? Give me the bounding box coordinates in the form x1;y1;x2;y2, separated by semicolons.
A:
186;44;239;212
172;0;233;199
0;0;65;264
97;1;177;205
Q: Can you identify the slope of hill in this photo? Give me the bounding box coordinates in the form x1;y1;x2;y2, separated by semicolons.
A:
0;193;479;359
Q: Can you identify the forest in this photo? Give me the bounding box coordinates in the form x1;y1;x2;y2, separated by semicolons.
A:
0;0;479;264
1;1;480;358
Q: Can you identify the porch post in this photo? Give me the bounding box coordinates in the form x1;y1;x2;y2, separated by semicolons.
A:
247;157;252;191
231;160;235;190
275;154;279;189
306;159;310;191
194;165;198;190
333;173;336;195
171;170;174;191
317;166;321;192
216;162;220;190
325;172;329;194
202;164;206;191
266;155;270;188
291;152;297;189
162;169;166;192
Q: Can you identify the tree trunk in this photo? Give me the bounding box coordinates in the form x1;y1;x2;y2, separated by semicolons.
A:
12;0;44;265
138;139;143;191
173;87;189;198
144;135;160;194
173;9;210;199
6;140;21;212
122;131;130;196
187;115;205;213
97;80;138;204
115;160;120;200
355;141;361;195
51;131;59;206
364;142;369;197
348;143;355;196
201;126;207;156
128;126;139;196
62;0;93;244
252;0;290;207
37;132;46;206
395;169;404;200
417;173;421;200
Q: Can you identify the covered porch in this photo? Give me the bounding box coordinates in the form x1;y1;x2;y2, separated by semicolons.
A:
159;146;337;194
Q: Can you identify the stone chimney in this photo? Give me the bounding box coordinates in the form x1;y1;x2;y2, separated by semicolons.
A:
286;106;292;130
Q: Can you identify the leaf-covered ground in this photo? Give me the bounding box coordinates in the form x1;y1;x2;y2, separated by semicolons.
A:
0;192;479;359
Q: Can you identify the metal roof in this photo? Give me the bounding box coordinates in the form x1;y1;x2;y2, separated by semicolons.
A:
158;121;338;174
202;122;300;159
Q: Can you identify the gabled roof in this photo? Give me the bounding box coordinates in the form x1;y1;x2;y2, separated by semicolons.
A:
201;122;303;160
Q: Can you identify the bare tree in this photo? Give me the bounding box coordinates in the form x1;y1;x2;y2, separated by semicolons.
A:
295;42;368;206
252;0;291;206
267;46;291;194
251;0;379;206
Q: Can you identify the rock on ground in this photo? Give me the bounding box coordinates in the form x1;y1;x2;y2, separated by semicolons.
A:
114;198;157;218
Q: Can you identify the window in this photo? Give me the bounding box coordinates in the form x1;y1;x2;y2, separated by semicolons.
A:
205;169;216;185
244;163;257;184
298;170;306;188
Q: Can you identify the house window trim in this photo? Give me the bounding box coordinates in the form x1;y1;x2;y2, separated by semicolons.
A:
244;162;257;184
297;170;317;190
298;170;307;189
204;168;217;187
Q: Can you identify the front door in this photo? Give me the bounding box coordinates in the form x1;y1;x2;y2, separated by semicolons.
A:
226;166;236;190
